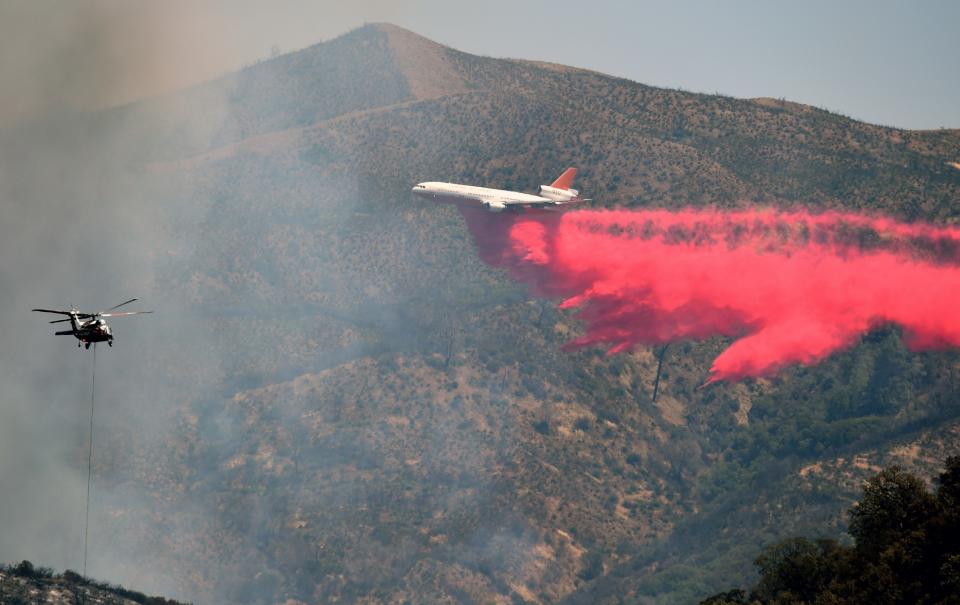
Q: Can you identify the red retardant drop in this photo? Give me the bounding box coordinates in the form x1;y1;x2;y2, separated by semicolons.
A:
460;207;960;382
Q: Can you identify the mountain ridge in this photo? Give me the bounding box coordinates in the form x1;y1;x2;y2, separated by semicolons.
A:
22;22;960;605
131;23;959;170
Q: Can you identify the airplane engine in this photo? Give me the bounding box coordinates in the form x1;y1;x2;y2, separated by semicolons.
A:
485;201;507;212
538;185;578;201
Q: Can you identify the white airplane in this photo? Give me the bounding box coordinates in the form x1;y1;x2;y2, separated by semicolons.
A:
411;168;587;212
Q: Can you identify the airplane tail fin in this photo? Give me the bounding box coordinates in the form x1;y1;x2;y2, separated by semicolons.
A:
550;168;577;191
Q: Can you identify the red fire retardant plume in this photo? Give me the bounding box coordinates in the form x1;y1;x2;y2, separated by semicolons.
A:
460;207;960;382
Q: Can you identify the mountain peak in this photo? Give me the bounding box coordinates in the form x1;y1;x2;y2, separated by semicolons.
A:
364;22;421;35
367;23;468;100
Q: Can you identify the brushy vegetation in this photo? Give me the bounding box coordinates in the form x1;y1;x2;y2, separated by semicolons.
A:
78;23;960;605
1;561;189;605
700;457;960;604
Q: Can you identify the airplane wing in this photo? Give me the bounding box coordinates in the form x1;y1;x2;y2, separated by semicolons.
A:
504;197;589;211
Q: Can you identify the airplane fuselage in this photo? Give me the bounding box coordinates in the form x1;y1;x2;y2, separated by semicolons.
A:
412;182;552;212
412;168;584;213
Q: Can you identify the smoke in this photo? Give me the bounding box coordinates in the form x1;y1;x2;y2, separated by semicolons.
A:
0;1;236;125
461;207;960;382
0;1;231;598
1;8;510;602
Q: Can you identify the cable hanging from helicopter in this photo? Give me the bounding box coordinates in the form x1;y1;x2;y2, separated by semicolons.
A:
31;298;153;581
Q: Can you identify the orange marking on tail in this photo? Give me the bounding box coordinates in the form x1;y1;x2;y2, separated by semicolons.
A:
550;167;577;190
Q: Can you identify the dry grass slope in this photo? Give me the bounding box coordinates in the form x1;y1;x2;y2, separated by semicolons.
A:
78;23;960;605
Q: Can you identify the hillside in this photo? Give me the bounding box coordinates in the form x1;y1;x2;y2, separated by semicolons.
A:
0;561;187;605
697;457;960;604
21;23;960;605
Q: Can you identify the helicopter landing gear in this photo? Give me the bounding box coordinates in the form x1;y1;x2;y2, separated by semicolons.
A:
85;342;91;350
108;340;113;347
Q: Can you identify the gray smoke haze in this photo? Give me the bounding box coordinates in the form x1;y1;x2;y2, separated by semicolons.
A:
0;1;232;597
0;6;548;603
0;5;409;601
0;1;237;124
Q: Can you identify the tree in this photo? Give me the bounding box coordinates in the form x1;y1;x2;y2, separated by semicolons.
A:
936;456;960;509
700;458;960;605
751;538;850;604
848;466;936;560
700;589;749;604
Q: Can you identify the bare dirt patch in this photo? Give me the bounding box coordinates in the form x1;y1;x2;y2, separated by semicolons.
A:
381;24;467;100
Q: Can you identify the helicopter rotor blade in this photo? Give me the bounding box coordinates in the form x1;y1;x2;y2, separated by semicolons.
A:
32;308;73;315
99;311;153;318
101;298;138;314
48;315;91;323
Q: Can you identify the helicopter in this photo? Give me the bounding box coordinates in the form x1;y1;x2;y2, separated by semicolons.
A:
32;298;152;349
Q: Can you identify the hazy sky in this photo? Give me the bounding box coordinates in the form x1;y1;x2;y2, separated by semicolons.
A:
3;0;957;129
